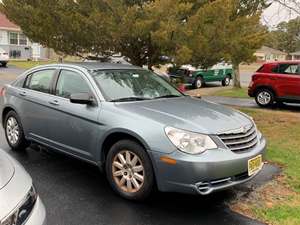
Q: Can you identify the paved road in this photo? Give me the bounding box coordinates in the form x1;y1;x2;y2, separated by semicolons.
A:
0;65;26;75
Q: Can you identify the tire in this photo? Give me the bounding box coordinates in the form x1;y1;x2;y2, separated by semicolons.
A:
4;111;29;151
222;75;231;86
106;139;154;201
194;77;204;89
255;88;275;107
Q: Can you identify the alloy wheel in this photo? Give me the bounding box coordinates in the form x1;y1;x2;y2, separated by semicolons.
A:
6;117;19;145
112;150;145;193
257;91;271;105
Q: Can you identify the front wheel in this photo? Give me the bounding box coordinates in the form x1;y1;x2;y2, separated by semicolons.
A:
222;75;231;86
4;111;29;151
106;140;154;201
255;89;275;107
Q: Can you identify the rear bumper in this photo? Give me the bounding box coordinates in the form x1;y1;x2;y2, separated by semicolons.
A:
248;87;255;97
150;136;267;195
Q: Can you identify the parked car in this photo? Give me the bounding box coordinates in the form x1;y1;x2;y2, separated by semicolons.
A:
248;61;300;107
0;48;9;67
168;63;233;89
1;62;266;201
0;149;46;225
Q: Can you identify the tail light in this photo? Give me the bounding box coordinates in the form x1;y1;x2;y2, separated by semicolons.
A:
252;74;257;81
178;84;186;92
0;87;6;96
249;81;254;88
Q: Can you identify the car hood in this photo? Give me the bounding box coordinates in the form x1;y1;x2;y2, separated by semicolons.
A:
0;150;14;190
116;96;252;134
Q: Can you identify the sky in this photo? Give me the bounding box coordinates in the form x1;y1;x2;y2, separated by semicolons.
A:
262;1;299;28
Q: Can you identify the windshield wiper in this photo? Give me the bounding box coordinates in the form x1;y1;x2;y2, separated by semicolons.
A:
155;94;182;99
110;97;151;102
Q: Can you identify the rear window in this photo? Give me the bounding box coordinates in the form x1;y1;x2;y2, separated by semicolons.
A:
256;65;265;72
12;77;26;87
272;64;300;75
24;69;56;94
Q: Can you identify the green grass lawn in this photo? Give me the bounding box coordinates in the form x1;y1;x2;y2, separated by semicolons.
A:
233;108;300;225
213;88;249;98
8;60;57;69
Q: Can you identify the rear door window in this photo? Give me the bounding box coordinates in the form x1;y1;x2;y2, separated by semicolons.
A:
25;69;56;94
277;64;300;75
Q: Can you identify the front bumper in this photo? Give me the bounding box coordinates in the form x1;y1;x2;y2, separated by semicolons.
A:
25;197;46;225
150;137;267;195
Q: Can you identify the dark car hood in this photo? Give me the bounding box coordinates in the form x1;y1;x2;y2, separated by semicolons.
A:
116;96;252;134
0;150;14;190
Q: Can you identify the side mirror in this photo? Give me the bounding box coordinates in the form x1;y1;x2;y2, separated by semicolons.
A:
70;93;94;105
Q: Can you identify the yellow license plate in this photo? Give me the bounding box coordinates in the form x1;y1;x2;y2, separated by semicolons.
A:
248;155;262;176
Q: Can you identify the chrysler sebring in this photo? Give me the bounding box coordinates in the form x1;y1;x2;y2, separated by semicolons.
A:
0;63;266;200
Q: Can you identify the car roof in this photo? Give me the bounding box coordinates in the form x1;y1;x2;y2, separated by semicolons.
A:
40;62;143;72
264;60;300;65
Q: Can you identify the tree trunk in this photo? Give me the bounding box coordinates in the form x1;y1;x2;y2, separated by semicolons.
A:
58;56;63;63
232;62;241;88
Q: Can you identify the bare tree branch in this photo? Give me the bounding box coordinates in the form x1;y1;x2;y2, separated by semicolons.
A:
272;0;300;15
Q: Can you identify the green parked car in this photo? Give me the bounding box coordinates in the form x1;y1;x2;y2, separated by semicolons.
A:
168;64;233;89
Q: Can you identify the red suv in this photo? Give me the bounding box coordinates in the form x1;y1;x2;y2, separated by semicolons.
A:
248;61;300;107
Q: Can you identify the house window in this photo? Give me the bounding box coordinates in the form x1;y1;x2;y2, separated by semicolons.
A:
9;32;18;45
19;33;27;45
9;50;21;58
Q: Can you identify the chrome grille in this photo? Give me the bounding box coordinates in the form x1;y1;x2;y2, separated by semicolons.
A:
218;124;258;153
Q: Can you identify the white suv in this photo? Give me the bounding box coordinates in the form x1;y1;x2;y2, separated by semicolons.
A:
0;48;9;67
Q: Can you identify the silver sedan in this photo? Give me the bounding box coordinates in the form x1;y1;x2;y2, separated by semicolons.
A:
0;149;46;225
1;63;266;201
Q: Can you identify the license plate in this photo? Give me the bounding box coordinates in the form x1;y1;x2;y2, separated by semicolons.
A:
248;155;262;176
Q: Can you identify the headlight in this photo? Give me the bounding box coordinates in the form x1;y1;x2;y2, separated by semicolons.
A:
1;186;37;225
165;127;217;154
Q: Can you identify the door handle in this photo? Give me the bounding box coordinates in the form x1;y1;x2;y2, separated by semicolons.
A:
49;100;60;106
19;91;27;97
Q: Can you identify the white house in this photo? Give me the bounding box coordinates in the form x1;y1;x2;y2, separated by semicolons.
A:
290;51;300;61
254;46;287;62
0;13;51;60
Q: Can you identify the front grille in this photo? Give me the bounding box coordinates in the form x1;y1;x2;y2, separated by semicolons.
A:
218;124;258;153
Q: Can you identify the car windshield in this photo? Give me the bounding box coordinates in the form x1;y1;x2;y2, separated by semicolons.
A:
92;69;183;102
